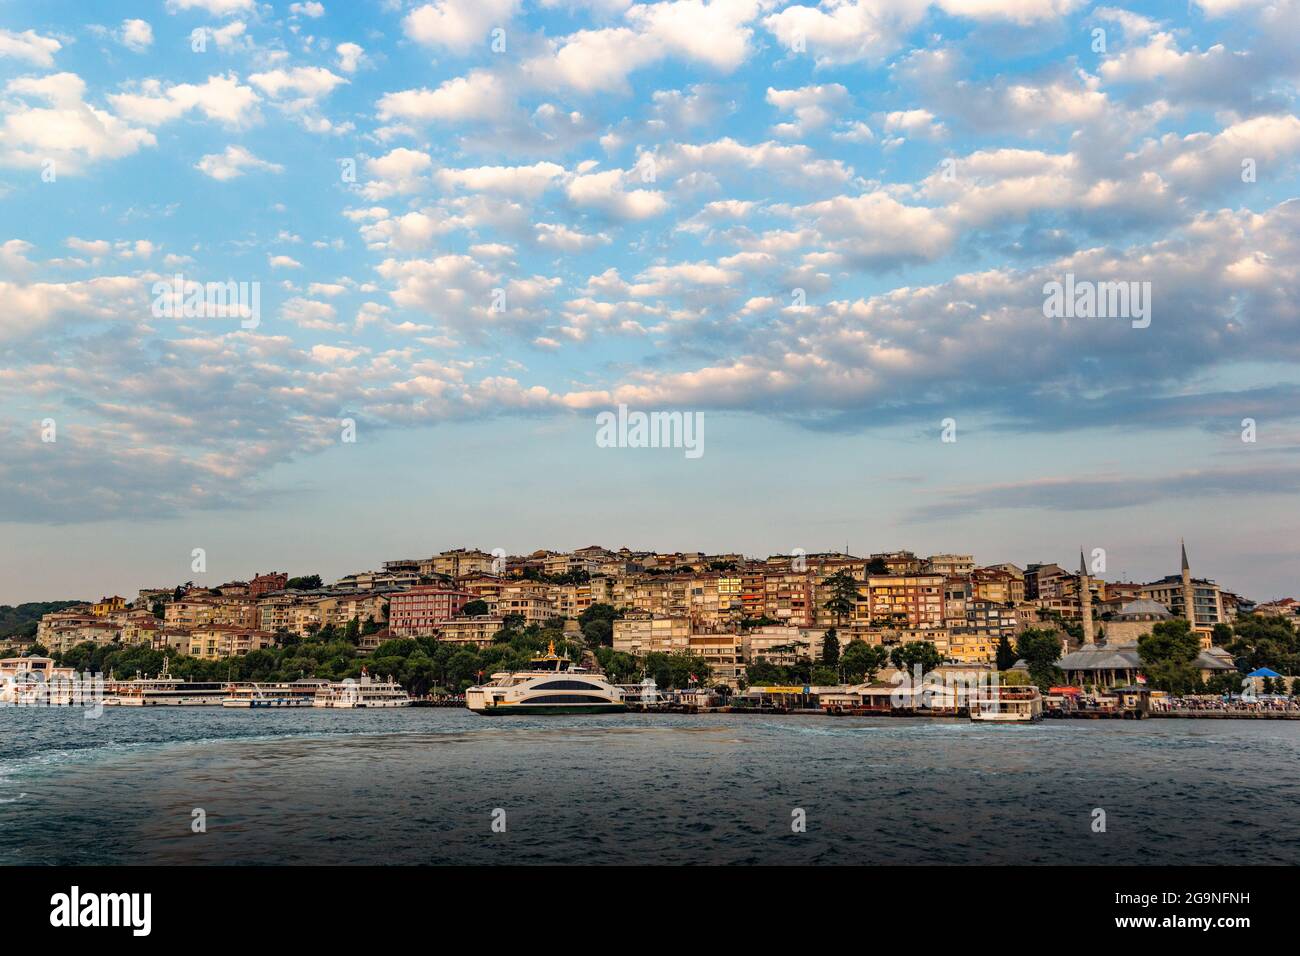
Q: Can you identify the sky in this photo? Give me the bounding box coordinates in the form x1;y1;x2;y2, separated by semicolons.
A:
1;0;1298;605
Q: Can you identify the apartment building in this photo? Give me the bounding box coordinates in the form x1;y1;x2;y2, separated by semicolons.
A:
1141;576;1226;631
971;567;1025;605
388;587;474;637
687;632;744;685
187;626;276;660
925;554;975;576
437;616;505;648
421;549;497;579
91;595;127;617
494;582;560;625
40;618;121;655
866;574;945;628
742;625;826;666
612;613;692;656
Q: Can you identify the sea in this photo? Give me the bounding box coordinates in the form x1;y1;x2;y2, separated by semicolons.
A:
2;707;1297;865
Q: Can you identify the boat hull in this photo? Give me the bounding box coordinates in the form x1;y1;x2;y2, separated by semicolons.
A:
971;713;1041;723
470;703;628;716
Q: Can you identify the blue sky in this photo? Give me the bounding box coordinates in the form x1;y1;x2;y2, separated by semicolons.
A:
1;0;1298;603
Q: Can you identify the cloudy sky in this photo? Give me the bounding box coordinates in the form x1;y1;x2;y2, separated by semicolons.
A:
1;0;1298;604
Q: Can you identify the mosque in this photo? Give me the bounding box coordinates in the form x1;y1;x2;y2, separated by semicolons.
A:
1055;542;1237;688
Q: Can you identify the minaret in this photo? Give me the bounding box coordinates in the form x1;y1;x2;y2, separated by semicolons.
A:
1079;549;1095;646
1180;539;1196;630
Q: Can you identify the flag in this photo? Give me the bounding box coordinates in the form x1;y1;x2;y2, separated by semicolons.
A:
1136;673;1147;684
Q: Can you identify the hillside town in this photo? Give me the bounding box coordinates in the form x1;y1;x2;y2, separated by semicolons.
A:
5;543;1298;701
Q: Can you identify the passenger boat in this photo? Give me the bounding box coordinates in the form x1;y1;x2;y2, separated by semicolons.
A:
223;680;329;708
312;669;411;708
102;657;230;706
970;684;1043;722
466;642;626;715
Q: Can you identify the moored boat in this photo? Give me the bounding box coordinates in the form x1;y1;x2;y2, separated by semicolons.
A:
312;669;411;708
970;684;1043;722
223;680;329;708
466;642;626;715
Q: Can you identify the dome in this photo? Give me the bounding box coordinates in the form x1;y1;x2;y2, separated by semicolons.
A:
1114;598;1173;621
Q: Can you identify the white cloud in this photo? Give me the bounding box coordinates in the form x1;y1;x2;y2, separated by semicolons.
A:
436;162;565;198
336;42;364;73
377;71;508;123
566;168;669;219
766;83;850;136
269;254;303;269
164;0;255;15
195;145;284;180
108;73;260;127
290;1;326;17
403;0;521;53
0;73;156;173
0;28;63;67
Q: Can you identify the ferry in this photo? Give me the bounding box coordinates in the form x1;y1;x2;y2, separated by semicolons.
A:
466;642;626;715
105;677;231;706
102;658;230;707
970;684;1043;723
223;680;329;708
312;670;412;708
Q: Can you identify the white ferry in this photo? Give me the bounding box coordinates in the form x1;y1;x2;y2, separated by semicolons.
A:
101;658;230;706
223;680;329;708
970;684;1043;723
312;670;411;708
466;643;626;716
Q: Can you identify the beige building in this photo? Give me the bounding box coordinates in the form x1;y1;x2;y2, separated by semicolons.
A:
437;616;505;648
613;613;692;656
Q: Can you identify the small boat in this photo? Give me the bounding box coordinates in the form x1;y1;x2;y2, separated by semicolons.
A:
466;642;626;715
970;684;1043;723
312;669;411;708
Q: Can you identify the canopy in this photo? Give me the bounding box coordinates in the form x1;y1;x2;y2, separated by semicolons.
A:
1247;667;1283;678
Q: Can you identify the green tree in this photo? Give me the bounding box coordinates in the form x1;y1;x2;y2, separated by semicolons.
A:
822;570;860;625
840;640;889;683
461;599;489;617
995;634;1018;671
1015;627;1065;691
286;574;323;591
1138;619;1205;695
810;665;838;686
889;641;943;676
821;627;840;667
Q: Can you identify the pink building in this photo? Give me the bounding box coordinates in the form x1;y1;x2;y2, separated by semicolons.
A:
388;587;474;637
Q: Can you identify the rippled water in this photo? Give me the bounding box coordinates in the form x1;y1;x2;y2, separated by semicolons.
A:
2;707;1298;864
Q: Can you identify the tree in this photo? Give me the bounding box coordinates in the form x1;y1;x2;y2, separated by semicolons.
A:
840;640;889;683
461;599;489;617
889;641;943;676
579;603;621;647
1224;614;1300;674
995;634;1018;671
822;570;860;626
1015;628;1065;691
151;601;165;620
821;627;840;667
286;575;323;591
1138;619;1204;696
1293;677;1300;698
865;558;889;575
810;666;838;686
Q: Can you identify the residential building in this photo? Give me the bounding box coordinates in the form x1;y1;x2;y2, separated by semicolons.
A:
437;616;505;648
249;571;288;597
866;574;945;628
388;587;474;637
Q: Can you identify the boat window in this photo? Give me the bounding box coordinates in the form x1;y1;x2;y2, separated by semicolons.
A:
529;680;604;691
517;694;614;704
